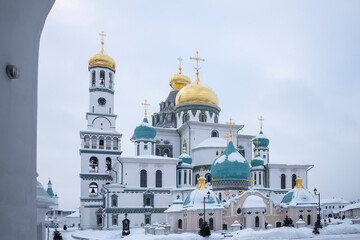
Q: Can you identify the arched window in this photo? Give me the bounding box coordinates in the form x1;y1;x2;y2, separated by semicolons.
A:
211;130;219;138
184;170;187;184
281;174;286;189
214;115;218;123
255;216;260;228
219;192;222;201
140;169;147;187
106;157;111;172
89;182;98;196
199;113;207;122
254;172;257;185
156;170;162;188
89;157;98;172
113;138;118;149
276;222;282;228
84;135;90;148
216;151;219;155
199;218;203;228
145;217;150;225
178;171;181;185
195;174;200;185
189;171;191;185
155;148;160;156
164;148;170;157
91;136;97;148
209;218;214;230
182;113;189;124
92;71;96;86
205;173;212;184
105;137;111;149
100;70;105;86
111;194;117;207
307;215;311;225
109;72;113;89
145;197;151;206
178;219;182;229
299;215;303;220
292;174;296;188
99;138;104;148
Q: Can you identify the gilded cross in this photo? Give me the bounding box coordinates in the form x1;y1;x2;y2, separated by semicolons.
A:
99;31;106;54
248;176;255;190
226;118;235;141
258;115;264;132
141;99;150;118
253;139;261;156
182;135;189;153
190;51;205;81
177;57;183;74
224;133;229;146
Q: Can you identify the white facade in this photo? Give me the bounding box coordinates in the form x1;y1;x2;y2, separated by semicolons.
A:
321;198;350;218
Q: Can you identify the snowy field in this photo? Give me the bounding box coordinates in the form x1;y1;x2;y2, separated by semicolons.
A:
56;221;360;240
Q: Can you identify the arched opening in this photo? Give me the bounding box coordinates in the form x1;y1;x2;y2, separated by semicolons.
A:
140;169;147;187
105;137;111;149
189;171;192;185
99;138;104;148
216;150;219;155
211;130;219;138
84;135;90;148
205;173;212;184
145;197;151;206
178;170;181;185
195;174;200;185
91;136;97;148
89;157;98;172
99;70;105;86
105;157;111;172
209;218;214;230
89;182;98;196
299;215;303;220
113;137;118;149
155;148;160;156
111;194;117;207
182;113;189;124
164;148;170;157
292;174;296;188
155;170;162;188
184;170;187;184
276;222;282;228
145;217;150;225
109;72;113;89
178;219;182;229
307;215;311;225
199;218;203;228
199;113;207;122
255;216;260;228
281;174;286;189
92;70;96;86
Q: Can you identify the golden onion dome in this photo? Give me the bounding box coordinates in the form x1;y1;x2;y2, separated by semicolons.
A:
88;42;116;71
169;66;191;92
175;75;219;107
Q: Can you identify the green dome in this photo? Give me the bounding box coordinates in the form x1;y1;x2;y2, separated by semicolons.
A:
211;141;250;180
134;117;156;140
179;152;192;165
251;155;264;167
253;132;269;148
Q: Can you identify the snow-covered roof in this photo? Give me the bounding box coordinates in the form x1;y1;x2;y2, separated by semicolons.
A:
193;137;226;150
321;198;350;204
243;195;267;209
281;188;317;207
182;188;223;211
340;202;360;212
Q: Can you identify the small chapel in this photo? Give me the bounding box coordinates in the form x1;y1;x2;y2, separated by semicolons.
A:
79;34;316;231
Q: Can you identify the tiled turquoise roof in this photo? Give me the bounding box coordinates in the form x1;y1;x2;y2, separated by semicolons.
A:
134;117;156;139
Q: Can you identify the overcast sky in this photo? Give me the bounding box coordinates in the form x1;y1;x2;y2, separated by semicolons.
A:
37;0;360;209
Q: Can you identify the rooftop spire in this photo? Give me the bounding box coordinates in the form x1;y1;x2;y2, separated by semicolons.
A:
99;31;106;54
190;51;205;83
196;168;208;189
258;115;264;133
295;170;304;189
141;99;150;118
226;118;235;142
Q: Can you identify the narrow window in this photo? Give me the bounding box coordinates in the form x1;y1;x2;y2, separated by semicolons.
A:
211;130;219;137
281;174;286;189
146;197;151;206
113;138;118;149
307;215;311;225
259;172;262;185
111;195;117;207
209;218;214;230
105;157;111;172
199;218;203;228
178;171;181;185
219;192;222;201
137;143;140;156
84;135;90;148
184;170;187;184
254;172;257;185
144;144;148;150
292;174;296;188
100;70;105;86
199;113;207;122
140;169;147;187
255;216;260;228
195;174;200;185
156;170;162;188
92;71;96;86
214;115;218;123
109;72;113;89
178;219;182;229
189;171;191;185
206;173;212;183
89;157;98;172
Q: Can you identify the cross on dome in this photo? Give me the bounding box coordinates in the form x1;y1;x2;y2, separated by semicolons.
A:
224;133;229;146
248;176;255;190
190;51;205;82
177;57;183;74
182;135;189;153
226;118;235;141
99;31;106;54
258;115;264;133
253;138;261;156
141;99;150;118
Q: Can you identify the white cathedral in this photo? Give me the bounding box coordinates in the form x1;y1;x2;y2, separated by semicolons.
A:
79;39;315;231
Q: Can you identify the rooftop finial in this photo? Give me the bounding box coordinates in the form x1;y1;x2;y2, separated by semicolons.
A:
177;57;183;74
249;176;255;190
258;115;264;133
141;99;150;118
253;139;261;156
182;135;189;153
196;168;208;189
99;31;106;54
295;170;304;189
224;133;229;146
190;51;205;83
226;118;235;142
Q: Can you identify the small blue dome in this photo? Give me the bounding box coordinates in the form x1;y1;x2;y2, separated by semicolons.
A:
211;141;250;180
253;132;269;148
179;152;192;165
134;117;156;140
251;155;264;167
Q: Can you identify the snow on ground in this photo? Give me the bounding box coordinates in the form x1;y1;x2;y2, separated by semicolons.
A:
55;221;360;240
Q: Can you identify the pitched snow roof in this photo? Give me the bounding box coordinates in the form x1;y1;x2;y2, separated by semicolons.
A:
193;137;226;150
340;202;360;212
243;195;267;209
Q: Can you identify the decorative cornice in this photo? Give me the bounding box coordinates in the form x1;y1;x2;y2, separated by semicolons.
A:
80;174;113;181
79;149;122;155
89;87;114;94
105;208;167;214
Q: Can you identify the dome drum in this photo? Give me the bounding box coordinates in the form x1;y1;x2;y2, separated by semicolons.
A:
174;103;220;115
212;179;249;190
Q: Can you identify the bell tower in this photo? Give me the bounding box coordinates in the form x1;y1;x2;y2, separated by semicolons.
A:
79;33;122;229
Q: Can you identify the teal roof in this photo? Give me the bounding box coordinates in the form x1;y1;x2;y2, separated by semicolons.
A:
48;179;52;185
281;191;294;204
253;132;270;147
134;117;156;140
47;187;54;198
179;152;192;165
251;155;264;167
211;141;250;180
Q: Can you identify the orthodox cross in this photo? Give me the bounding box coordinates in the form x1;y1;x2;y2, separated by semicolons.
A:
258;115;264;133
99;31;106;54
226;118;235;141
177;57;183;74
182;135;189;153
190;51;205;81
253;138;261;156
249;176;255;190
141;99;150;118
224;133;229;146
